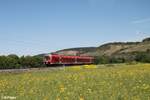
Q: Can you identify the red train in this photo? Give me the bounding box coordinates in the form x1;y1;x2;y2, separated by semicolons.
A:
44;54;94;66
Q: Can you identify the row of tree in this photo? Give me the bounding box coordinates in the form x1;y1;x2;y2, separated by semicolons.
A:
94;50;150;64
0;54;44;69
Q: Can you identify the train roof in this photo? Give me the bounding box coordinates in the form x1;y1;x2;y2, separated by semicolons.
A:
49;53;94;58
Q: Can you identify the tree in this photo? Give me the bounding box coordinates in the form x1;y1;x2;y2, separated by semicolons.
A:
8;54;21;69
94;56;110;64
0;56;7;69
110;57;125;63
135;52;150;63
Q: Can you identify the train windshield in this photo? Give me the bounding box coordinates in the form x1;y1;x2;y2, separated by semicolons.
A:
45;56;50;60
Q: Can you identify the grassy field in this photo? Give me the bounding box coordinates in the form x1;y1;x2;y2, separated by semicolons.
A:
0;64;150;100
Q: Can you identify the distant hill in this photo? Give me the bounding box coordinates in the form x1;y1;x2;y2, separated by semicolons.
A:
37;37;150;59
55;47;97;56
54;37;150;58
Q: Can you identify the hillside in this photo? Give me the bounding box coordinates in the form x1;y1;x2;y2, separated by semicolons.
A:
55;37;150;58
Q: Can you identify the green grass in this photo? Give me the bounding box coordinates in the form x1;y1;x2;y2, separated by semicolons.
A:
0;64;150;100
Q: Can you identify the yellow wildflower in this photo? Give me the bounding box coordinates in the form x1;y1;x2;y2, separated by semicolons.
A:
79;97;84;100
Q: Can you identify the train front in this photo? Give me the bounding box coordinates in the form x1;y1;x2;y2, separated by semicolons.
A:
43;54;51;65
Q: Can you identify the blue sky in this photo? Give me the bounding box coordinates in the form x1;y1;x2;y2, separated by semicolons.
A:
0;0;150;55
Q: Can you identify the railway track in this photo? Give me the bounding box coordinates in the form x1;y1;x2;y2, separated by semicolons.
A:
0;66;65;73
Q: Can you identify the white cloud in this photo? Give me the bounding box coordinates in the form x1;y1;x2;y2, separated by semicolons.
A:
132;18;150;24
136;31;147;35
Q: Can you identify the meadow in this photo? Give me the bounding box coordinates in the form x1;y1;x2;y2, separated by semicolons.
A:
0;64;150;100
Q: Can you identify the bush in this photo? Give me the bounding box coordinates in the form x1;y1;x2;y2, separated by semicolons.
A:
0;55;44;69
